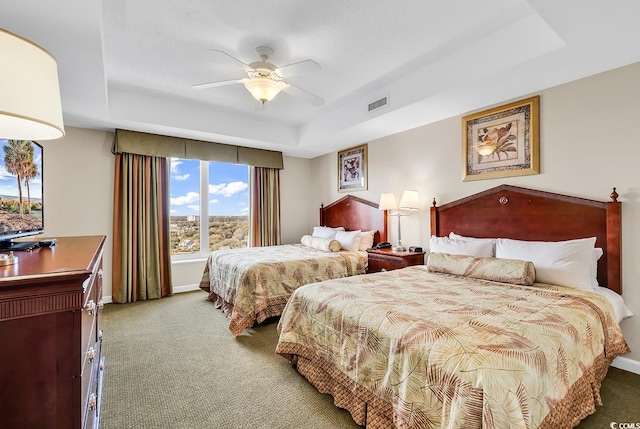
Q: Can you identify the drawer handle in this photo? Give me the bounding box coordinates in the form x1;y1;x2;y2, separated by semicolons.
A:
97;299;104;311
88;393;97;411
85;300;96;315
98;329;104;340
87;347;96;363
98;269;103;279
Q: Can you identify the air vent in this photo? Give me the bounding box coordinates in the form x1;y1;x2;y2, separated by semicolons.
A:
368;96;388;112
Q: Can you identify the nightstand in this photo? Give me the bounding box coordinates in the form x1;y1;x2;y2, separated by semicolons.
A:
366;248;426;273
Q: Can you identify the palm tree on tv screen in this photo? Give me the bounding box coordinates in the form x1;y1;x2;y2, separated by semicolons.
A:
3;140;36;218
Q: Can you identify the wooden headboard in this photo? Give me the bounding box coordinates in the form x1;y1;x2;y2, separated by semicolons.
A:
319;195;388;245
430;185;622;294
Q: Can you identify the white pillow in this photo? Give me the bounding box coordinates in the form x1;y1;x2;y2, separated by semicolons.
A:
358;230;376;251
495;237;596;291
449;232;497;256
591;248;603;289
594;286;633;323
301;235;341;252
335;230;361;252
429;236;494;258
312;226;344;239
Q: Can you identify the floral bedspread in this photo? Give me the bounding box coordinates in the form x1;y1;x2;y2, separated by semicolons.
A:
199;244;366;335
276;265;629;428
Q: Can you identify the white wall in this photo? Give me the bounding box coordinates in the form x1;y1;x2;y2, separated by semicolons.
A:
309;61;640;365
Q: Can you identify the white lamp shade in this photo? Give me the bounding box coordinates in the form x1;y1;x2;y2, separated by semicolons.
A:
0;28;65;140
244;77;283;103
378;192;398;210
398;190;419;210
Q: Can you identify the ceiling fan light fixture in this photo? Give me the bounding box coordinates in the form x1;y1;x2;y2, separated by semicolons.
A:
244;77;282;104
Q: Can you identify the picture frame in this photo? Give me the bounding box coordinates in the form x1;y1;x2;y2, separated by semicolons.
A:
338;143;368;192
462;95;539;181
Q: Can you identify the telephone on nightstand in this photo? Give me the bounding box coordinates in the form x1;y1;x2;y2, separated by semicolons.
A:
374;242;392;249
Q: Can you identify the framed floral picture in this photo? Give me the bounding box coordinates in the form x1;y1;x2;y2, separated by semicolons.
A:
462;95;539;181
338;143;368;192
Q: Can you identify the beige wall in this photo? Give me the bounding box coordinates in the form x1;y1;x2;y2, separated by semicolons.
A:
40;127;115;298
309;61;640;364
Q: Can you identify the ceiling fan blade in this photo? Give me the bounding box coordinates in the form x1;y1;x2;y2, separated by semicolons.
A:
208;49;253;70
276;59;320;78
281;83;324;106
192;78;245;90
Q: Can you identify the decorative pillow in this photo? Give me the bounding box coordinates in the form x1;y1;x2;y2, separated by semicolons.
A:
429;236;494;258
427;252;535;286
311;226;344;239
335;230;361;252
495;237;596;290
449;232;497;256
301;235;341;252
358;230;376;251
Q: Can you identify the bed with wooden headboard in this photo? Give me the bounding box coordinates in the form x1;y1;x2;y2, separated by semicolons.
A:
276;185;629;428
199;194;387;335
320;194;388;244
431;184;621;293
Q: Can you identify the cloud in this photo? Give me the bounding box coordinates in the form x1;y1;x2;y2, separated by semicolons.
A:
0;166;12;181
174;173;190;181
209;198;219;205
170;158;182;174
170;191;199;206
209;181;248;197
187;204;200;212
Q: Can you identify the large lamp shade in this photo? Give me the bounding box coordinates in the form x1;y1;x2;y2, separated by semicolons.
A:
378;192;398;210
398;190;420;210
0;28;65;140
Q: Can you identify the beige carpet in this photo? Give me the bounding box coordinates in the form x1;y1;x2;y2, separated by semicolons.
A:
101;290;640;428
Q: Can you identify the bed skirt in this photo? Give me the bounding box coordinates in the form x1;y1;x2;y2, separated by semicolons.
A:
277;340;630;429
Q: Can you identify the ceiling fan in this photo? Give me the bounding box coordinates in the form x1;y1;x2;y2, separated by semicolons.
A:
192;46;324;107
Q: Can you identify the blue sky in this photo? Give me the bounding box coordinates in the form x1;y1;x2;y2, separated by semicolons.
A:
169;158;249;216
0;139;43;200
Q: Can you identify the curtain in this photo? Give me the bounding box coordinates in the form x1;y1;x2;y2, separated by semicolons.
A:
250;166;281;247
112;152;172;303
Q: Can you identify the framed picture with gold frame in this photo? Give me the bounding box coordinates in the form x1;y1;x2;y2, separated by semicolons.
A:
462;95;539;181
338;143;368;192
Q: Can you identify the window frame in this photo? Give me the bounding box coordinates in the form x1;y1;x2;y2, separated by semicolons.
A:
170;160;249;262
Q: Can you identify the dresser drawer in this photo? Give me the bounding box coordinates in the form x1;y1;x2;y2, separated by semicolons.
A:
82;338;104;429
80;261;104;429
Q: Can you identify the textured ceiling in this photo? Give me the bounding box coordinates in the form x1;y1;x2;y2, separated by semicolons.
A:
3;0;640;158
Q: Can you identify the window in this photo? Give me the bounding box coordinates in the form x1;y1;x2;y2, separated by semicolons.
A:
169;159;249;258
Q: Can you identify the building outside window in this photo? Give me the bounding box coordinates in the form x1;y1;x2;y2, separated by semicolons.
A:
169;158;249;259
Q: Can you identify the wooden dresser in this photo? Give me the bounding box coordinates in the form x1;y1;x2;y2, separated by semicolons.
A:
366;247;426;273
0;235;106;429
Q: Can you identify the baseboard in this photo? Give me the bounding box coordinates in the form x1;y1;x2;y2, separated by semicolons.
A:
102;284;201;305
611;356;640;375
173;284;201;294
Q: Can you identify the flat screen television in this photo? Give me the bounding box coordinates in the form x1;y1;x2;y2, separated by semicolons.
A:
0;139;44;251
